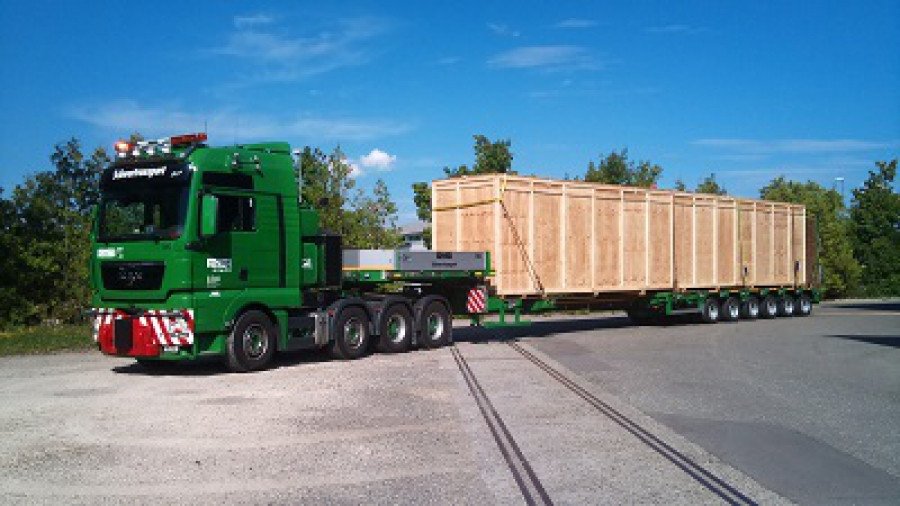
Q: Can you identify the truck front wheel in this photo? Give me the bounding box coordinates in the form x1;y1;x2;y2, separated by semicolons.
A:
330;306;371;360
418;301;451;349
227;310;277;372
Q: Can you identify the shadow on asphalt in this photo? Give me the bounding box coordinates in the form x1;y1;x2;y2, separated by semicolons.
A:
828;302;900;312
454;314;700;344
111;348;334;376
828;334;900;349
110;313;713;375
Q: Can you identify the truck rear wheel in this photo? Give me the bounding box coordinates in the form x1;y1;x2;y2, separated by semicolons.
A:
720;297;740;322
376;304;413;354
330;306;371;360
418;301;451;349
700;297;720;324
227;310;277;373
760;295;778;319
795;293;812;316
777;295;795;317
740;297;760;319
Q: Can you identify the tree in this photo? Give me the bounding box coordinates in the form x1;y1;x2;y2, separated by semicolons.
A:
1;138;109;327
346;179;401;249
674;178;687;191
412;135;514;248
850;160;900;296
696;173;727;195
584;149;662;187
296;146;356;235
760;176;860;298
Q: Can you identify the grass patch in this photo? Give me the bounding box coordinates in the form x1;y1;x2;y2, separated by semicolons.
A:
0;324;94;356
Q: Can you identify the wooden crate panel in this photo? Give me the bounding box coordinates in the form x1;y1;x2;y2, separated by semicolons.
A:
432;175;808;296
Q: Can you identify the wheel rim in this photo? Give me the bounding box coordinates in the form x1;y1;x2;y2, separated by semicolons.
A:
767;298;777;314
708;303;719;320
242;324;268;359
784;299;794;313
802;298;811;313
385;314;407;344
748;299;759;317
343;317;365;349
427;313;444;339
729;301;739;319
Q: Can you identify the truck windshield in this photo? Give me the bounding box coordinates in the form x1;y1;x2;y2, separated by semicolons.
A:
98;183;190;242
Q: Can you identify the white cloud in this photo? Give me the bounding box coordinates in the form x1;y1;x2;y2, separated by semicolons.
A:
207;16;391;85
487;23;520;37
233;14;274;29
693;138;898;155
360;148;397;170
553;18;597;29
66;99;411;142
645;24;706;34
488;45;597;70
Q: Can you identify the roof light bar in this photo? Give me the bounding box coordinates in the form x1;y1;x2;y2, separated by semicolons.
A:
170;133;208;146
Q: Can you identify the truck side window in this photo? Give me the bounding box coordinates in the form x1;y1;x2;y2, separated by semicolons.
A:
217;195;255;233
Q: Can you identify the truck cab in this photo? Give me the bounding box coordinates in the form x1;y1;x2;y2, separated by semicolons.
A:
90;134;465;372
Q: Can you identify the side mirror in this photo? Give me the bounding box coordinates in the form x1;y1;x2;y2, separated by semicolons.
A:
200;194;218;238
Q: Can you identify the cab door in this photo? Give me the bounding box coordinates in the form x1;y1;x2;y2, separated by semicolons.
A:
202;192;279;290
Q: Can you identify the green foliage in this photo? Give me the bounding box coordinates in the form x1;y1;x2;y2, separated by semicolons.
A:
297;146;356;234
674;178;687;191
345;179;401;249
296;146;400;249
760;176;860;298
0;139;108;327
0;324;93;356
850;160;900;296
696;173;727;195
584;148;662;187
413;135;514;248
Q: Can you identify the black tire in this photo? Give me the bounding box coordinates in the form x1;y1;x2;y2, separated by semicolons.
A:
376;304;413;353
700;297;720;324
777;295;795;317
760;294;778;319
418;301;452;349
720;296;740;322
329;306;371;360
740;297;760;320
227;310;277;372
795;293;813;316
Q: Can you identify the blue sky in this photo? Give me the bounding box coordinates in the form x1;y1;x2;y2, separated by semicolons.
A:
1;1;898;223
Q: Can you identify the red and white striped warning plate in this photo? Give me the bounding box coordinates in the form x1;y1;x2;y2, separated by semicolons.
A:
466;287;486;314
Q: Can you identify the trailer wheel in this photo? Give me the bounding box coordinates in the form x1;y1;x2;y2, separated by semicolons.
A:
795;294;813;316
760;295;778;319
777;295;795;317
720;297;740;322
740;297;760;320
418;301;452;349
227;310;277;372
700;297;720;323
376;304;413;353
330;306;371;360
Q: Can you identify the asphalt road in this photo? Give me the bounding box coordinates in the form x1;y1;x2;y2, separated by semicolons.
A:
0;300;897;504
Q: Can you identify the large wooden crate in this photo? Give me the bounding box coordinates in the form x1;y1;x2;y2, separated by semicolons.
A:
432;174;808;297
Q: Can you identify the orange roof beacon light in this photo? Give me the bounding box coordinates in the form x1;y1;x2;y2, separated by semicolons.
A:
114;140;132;158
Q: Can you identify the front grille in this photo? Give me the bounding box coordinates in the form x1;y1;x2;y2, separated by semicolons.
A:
101;262;165;291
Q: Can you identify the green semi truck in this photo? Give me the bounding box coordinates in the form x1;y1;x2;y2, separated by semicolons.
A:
89;133;818;372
